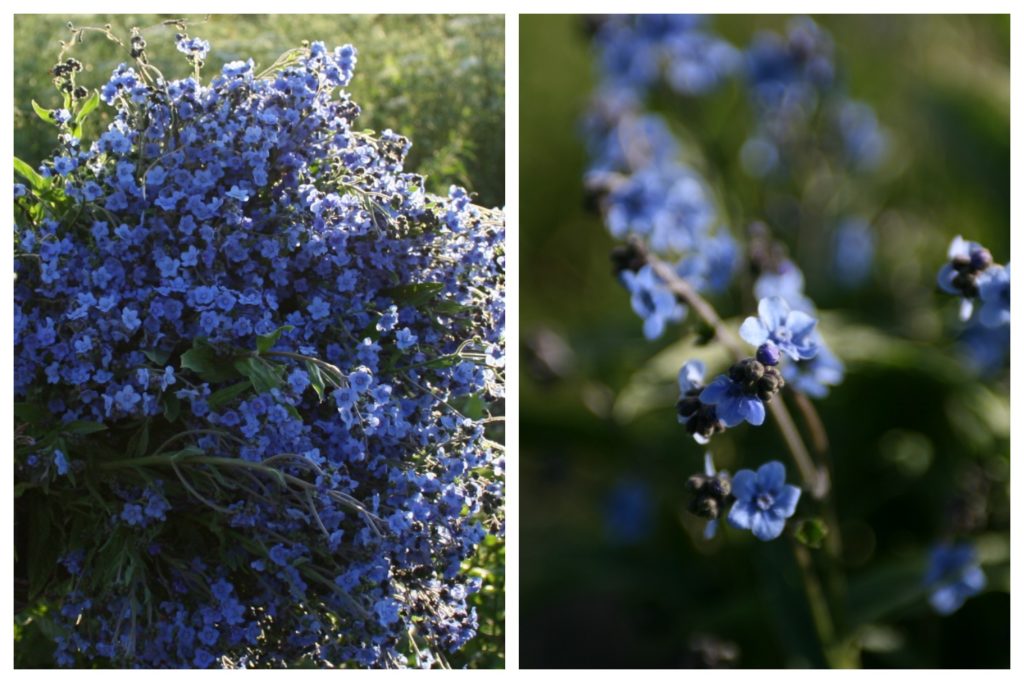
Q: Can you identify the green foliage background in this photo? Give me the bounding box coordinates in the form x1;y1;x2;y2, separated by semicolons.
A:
520;15;1008;668
13;13;504;669
14;14;505;208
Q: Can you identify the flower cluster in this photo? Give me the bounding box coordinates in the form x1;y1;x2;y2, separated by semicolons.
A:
935;235;1010;374
15;33;504;669
924;543;987;615
686;455;801;542
583;16;740;340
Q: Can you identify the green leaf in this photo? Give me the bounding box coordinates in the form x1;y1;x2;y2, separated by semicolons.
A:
126;421;151;459
208;381;251;410
31;100;56;124
74;90;100;124
162;392;181;423
14;402;49;425
387;282;444;307
256;325;294;354
25;492;61;598
14;157;49;192
144;348;172;366
794;518;829;549
180;340;240;383
61;420;107;436
234;356;282;393
305;360;326;402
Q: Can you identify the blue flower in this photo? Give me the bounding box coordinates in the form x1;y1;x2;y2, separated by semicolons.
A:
699;374;765;427
937;235;994;321
676;360;724;443
924;543;986;615
977;263;1009;328
754;260;815;313
53;449;70;476
620;264;685;340
739;296;818;361
782;332;844;398
727;461;800;541
395;327;417;351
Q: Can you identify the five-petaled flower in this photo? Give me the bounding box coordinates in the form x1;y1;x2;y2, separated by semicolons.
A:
727;461;800;541
740;296;819;361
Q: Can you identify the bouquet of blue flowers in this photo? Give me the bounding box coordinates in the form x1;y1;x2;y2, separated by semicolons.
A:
14;23;504;669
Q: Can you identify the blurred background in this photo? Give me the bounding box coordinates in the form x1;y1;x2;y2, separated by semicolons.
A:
14;14;505;209
520;15;1008;668
12;14;504;669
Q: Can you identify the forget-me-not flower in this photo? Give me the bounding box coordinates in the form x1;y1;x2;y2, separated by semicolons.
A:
620;264;686;340
739;296;819;361
727;461;800;541
924;543;987;615
977;263;1009;328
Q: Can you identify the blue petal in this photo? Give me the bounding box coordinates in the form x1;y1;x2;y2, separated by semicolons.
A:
756;461;786;492
929;585;965;615
773;484;801;518
979;301;1009;328
716;397;747;427
738;395;765;426
958;299;974;322
739;316;769;346
960;566;987;594
730;469;757;502
699;375;732;404
703;453;716;477
642;314;664;340
786;310;818;340
758;296;790;330
703;519;719;540
678;360;706;393
936;263;959;295
751;510;786;541
727;499;756;530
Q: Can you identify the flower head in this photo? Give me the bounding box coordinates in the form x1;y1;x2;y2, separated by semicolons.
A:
977;263;1009;328
620;264;685;340
937;236;995;321
699;373;765;427
676;360;725;443
740;296;818;361
924;543;986;615
727;461;800;541
782;332;844;398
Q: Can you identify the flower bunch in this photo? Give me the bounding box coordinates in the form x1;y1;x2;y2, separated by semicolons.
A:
14;30;504;669
935;235;1010;374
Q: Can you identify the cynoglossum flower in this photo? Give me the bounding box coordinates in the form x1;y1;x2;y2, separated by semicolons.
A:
937;235;994;321
924;543;987;615
780;332;843;398
977;263;1009;328
739;296;819;361
676;360;725;444
753;259;816;313
699;366;768;427
726;460;800;541
620;264;685;340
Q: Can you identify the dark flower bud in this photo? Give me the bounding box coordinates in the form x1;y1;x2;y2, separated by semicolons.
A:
686;474;708;493
952;271;979;298
73;86;88;100
951;254;972;273
676;394;702;419
707;473;731;499
970;247;993;272
689;495;720;519
610;242;646;275
756;366;785;402
756;342;781;367
729;358;765;393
